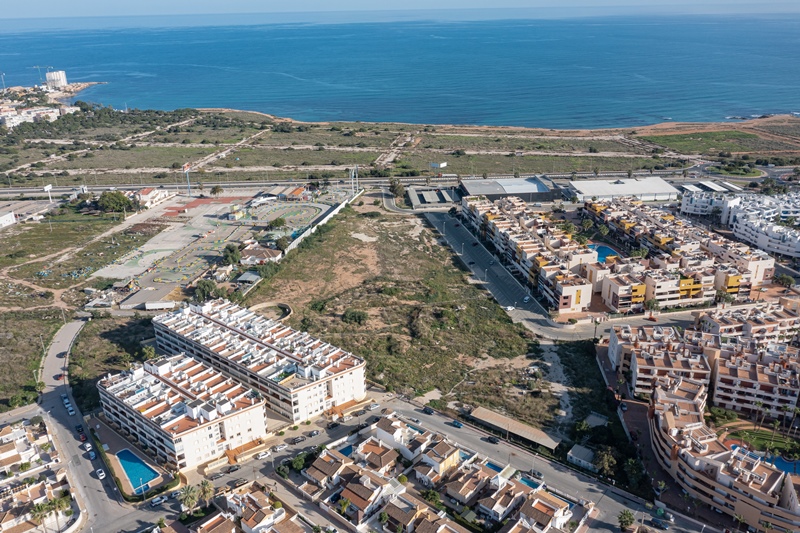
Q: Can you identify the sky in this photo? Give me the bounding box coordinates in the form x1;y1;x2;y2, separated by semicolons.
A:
2;0;797;20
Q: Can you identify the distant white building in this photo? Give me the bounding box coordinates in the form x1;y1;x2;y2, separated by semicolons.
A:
567;444;597;472
45;70;68;89
0;211;15;229
569;176;679;202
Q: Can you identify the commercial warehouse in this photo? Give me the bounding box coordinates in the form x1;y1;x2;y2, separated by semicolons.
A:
568;176;679;202
459;176;561;203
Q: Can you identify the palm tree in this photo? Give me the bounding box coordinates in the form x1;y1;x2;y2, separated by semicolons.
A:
31;502;50;532
656;480;667;499
50;497;69;531
754;401;764;430
792;408;800;437
769;420;781;447
644;298;660;318
764;522;774;533
198;479;214;510
178;484;199;515
782;405;793;430
733;514;745;533
210;185;223;197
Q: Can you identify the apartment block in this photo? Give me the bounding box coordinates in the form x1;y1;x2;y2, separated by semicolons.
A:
694;304;800;345
98;354;268;471
600;274;645;313
643;270;715;309
649;377;800;531
153;300;367;423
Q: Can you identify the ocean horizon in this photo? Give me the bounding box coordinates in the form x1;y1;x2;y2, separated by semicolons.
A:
1;14;799;129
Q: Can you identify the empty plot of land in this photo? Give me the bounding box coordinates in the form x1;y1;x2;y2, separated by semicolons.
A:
640;130;800;154
256;129;398;148
225;146;381;168
45;146;218;170
418;134;639;153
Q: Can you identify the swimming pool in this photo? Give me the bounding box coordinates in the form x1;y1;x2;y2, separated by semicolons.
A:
406;424;426;435
485;461;503;472
117;449;159;495
338;445;353;457
519;477;541;489
731;445;798;474
588;244;618;263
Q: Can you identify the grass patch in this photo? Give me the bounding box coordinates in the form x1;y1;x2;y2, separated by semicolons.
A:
554;340;616;421
417;134;640;154
708;165;762;177
69;316;155;412
0;311;63;411
10;223;165;289
640;131;797;155
0;205;118;270
45;146;218;170
227;146;380;168
245;207;531;398
0;280;54;309
728;428;800;456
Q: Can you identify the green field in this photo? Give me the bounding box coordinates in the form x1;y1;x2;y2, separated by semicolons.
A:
641;131;799;154
226;146;381;168
44;146;218;170
0;311;62;411
245;205;533;400
418;134;639;154
256;128;398;148
69;316;155;412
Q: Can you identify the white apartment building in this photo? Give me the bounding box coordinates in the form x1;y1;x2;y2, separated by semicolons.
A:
643;270;715;309
680;191;730;218
98;354;268;471
629;341;711;396
600;274;646;313
711;343;800;420
153;300;367;423
694;304;800;345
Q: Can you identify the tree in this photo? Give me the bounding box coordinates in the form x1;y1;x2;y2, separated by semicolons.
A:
754;401;764;430
421;489;441;506
210;185;224;197
178;485;199;515
574;420;590;437
198;479;214;509
644;298;660;317
141;345;157;360
389;178;405;199
35;381;45;392
581;218;593;231
31;502;50;532
617;509;635;531
397;474;408;483
50;497;69;532
656;480;667;499
733;514;746;533
715;289;734;304
339;497;351;515
623;458;642;487
769;419;781;446
221;243;241;266
598;224;610;237
342;308;368;325
560;222;576;235
593;446;617;477
275;236;291;252
291;453;306;471
379;511;389;524
269;217;287;229
97;191;133;213
775;273;794;288
629;247;649;258
194;279;217;302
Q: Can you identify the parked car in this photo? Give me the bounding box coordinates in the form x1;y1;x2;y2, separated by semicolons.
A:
423;407;434;415
169;490;181;499
523;296;531;303
67;408;76;416
452;420;463;428
75;425;84;433
84;443;92;452
55;374;63;381
234;478;248;488
79;433;87;442
409;418;420;424
88;451;97;461
208;472;224;481
61;394;68;401
505;306;515;311
341;415;353;422
353;410;366;417
309;430;320;437
487;436;500;444
273;443;288;452
472;242;479;247
650;518;670;530
367;403;380;411
326;422;340;430
255;451;271;460
150;496;167;507
96;469;106;480
225;465;241;474
620;402;628;412
291;436;307;445
530;470;545;480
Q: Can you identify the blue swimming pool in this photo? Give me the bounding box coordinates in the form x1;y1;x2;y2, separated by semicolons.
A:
588;244;619;263
407;424;426;434
519;477;541;489
459;450;473;462
731;445;798;475
338;445;353;457
485;461;503;472
117;449;158;495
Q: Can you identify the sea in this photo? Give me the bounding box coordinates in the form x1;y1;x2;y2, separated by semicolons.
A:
1;13;799;129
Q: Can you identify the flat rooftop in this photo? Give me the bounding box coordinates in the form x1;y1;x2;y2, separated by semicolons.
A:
461;177;553;196
570;176;678;198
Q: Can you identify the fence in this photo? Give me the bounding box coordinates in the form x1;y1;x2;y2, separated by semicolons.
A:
283;190;363;254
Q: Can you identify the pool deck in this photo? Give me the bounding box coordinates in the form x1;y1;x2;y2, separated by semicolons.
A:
91;416;173;497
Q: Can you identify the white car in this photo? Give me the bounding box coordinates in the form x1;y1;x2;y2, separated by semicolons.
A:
505;306;515;311
67;408;76;416
96;469;106;480
273;443;288;452
255;451;271;460
150;495;168;507
367;403;380;411
523;296;531;303
84;443;92;452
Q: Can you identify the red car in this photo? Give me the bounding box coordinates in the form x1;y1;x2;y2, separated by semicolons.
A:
79;433;87;442
54;374;64;381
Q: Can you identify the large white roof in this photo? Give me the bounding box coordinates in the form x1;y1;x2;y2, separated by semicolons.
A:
570;176;679;197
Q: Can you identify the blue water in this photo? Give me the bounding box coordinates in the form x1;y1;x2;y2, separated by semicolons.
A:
588;244;619;263
731;445;798;475
459;450;473;461
338;445;353;457
485;461;503;472
116;449;159;494
519;477;541;489
1;15;799;128
407;424;426;434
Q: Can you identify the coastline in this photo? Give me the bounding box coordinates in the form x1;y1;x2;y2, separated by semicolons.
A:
47;81;106;105
197;107;800;139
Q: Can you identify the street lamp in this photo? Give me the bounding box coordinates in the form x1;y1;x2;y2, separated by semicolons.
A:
461;242;464;255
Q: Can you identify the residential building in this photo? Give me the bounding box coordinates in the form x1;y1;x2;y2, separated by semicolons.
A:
679;191;729;218
369;412;436;461
600;274;645;313
222;487;287;533
444;463;494;504
136;187;174;209
477;472;533;522
501;491;573;533
45;70;68;89
379;494;428;533
332;465;405;526
240;243;282;265
352;437;398;475
303;449;352;488
566;445;597;473
414;436;460;486
153;299;367;423
643;270;715;310
649;377;800;531
98;354;268;471
694;304;800;345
